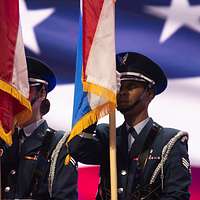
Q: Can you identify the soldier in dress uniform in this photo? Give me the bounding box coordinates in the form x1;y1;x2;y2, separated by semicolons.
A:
68;52;191;199
1;57;78;199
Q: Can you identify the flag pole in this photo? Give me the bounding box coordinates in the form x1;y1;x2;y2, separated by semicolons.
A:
109;108;118;200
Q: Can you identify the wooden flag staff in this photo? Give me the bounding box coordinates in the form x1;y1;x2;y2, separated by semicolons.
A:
109;108;118;200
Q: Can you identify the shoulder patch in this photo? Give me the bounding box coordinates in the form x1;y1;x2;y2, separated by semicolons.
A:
182;157;191;173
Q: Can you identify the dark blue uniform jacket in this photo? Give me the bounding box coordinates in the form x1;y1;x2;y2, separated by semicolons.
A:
69;118;191;200
1;120;78;200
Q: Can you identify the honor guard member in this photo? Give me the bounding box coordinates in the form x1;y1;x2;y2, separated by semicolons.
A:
1;57;78;199
68;52;191;200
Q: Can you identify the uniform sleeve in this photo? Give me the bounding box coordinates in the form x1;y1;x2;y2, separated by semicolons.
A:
0;139;8;161
51;144;78;200
160;137;191;200
68;124;109;165
0;135;19;199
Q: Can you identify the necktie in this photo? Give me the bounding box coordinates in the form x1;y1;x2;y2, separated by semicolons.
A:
19;129;26;143
127;127;138;152
128;127;138;140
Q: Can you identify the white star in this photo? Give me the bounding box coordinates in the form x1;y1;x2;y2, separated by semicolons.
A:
19;0;55;54
144;0;200;43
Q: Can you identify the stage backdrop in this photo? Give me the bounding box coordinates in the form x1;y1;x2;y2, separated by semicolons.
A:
19;0;200;199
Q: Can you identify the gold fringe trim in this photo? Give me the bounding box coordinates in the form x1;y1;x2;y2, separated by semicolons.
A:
65;102;115;165
65;154;71;165
0;80;32;145
0;121;13;146
0;80;31;111
83;81;116;104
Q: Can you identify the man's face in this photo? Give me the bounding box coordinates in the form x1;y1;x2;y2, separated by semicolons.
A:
20;86;42;127
117;80;148;114
29;86;38;103
29;86;42;105
28;85;44;118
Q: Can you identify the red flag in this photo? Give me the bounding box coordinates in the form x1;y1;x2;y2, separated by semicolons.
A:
0;0;31;145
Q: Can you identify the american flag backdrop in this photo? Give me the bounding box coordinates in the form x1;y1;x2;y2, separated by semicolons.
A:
19;0;200;199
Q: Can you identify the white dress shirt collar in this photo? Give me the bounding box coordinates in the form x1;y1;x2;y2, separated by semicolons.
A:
126;117;150;134
126;117;150;151
23;119;45;137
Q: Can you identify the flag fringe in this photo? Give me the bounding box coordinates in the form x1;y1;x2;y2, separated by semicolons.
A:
83;81;116;104
67;101;115;143
0;79;32;145
0;80;31;112
65;101;115;165
0;121;13;145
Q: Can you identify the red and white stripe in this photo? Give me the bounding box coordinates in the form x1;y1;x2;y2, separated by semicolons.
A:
83;0;116;108
0;0;31;145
